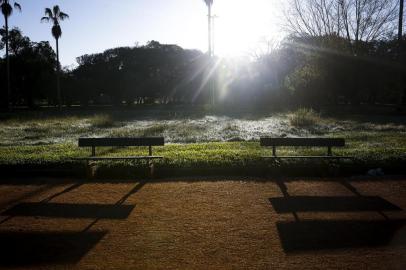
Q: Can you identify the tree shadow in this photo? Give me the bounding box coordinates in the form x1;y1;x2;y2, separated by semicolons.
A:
0;231;107;266
1;202;135;219
277;219;406;252
41;183;83;203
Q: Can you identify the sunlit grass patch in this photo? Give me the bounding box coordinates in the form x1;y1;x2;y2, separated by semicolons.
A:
289;108;321;127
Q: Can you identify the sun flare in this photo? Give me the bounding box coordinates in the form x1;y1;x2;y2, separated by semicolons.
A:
210;0;282;57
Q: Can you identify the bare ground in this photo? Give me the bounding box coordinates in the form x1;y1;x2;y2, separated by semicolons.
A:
0;177;406;270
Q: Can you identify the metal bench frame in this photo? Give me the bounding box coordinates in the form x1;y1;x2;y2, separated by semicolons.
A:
260;138;352;159
75;137;165;177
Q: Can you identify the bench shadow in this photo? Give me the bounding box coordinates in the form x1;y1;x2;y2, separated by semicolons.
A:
0;231;107;266
1;203;135;219
272;179;406;252
82;181;146;232
270;196;402;213
277;219;406;252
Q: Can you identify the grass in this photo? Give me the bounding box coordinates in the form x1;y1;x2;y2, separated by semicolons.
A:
0;131;405;172
289;108;321;127
90;114;115;128
0;110;405;175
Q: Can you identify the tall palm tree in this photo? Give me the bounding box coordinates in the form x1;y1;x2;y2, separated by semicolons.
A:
203;0;213;57
400;0;404;43
1;0;21;110
41;5;69;110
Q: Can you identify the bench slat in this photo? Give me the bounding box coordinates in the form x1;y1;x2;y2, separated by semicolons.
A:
74;156;164;161
78;137;164;147
260;138;345;147
262;156;353;159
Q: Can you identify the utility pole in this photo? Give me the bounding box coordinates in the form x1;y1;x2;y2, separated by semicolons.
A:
204;0;216;106
211;15;218;56
210;14;218;106
208;5;212;57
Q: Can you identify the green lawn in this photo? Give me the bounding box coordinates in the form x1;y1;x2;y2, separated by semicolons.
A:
0;131;405;168
0;110;405;176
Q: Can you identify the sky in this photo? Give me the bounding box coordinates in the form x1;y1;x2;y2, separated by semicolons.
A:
4;0;284;66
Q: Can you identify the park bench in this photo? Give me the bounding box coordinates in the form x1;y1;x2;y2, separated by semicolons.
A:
260;137;352;159
75;137;164;177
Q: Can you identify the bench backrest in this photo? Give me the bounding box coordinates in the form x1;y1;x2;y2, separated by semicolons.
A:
78;137;164;156
260;138;345;147
79;137;164;147
260;137;345;156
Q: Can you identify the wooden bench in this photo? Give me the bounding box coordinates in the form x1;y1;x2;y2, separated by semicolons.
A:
260;137;352;159
75;137;164;177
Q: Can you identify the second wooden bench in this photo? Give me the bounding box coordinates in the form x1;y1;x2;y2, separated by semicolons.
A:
260;137;352;159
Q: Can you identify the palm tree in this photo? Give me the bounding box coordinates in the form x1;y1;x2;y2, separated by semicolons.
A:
1;0;21;110
400;0;404;43
41;5;69;110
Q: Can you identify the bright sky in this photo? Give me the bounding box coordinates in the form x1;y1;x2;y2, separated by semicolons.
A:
5;0;284;66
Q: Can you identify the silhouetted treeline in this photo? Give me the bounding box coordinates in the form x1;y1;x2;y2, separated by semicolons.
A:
1;29;405;109
65;40;211;106
0;28;56;107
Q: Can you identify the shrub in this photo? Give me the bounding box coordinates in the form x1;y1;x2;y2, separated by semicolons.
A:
140;124;167;136
289;108;320;127
91;114;115;128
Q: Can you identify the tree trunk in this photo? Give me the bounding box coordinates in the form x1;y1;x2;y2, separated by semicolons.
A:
4;15;11;111
399;0;405;106
56;37;62;110
399;0;404;44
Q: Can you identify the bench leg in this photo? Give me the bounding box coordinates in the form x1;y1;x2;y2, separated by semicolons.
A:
85;160;92;180
149;161;155;179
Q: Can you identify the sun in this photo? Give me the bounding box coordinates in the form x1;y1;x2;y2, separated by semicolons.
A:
212;0;283;57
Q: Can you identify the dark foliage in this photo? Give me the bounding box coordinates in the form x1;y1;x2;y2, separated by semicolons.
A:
1;33;405;109
0;27;56;108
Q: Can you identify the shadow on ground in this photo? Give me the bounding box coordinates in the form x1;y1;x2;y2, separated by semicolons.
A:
271;179;406;253
1;202;135;219
0;231;107;266
0;181;146;266
270;196;402;213
277;219;406;252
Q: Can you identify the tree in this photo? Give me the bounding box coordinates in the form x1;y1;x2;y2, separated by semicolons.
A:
1;0;21;110
284;0;399;53
0;27;30;55
399;0;404;44
41;5;69;110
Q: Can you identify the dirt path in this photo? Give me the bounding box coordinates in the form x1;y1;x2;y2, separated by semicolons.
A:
0;177;406;270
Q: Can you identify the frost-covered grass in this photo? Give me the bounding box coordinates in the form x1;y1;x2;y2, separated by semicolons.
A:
4;111;405;146
0;110;405;169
